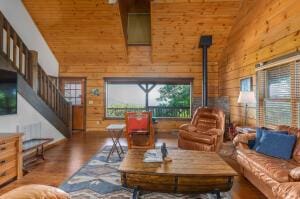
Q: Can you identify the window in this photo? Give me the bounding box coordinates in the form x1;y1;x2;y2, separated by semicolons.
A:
62;80;83;105
256;57;300;128
127;13;151;45
105;78;192;119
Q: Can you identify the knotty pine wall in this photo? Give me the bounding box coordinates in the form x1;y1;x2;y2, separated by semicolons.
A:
60;46;219;132
219;0;300;126
23;0;241;132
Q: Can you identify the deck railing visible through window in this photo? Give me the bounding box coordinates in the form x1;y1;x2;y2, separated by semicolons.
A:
107;106;191;118
105;78;193;119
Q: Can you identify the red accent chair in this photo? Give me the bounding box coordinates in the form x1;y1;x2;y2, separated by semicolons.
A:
125;112;155;149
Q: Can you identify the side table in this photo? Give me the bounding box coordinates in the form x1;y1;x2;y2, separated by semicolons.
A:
106;124;126;162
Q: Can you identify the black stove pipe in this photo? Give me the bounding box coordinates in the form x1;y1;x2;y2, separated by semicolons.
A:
199;35;212;107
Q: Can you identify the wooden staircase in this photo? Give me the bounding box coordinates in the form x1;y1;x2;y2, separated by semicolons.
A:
0;11;72;137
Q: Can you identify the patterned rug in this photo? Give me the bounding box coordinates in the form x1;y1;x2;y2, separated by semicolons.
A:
60;146;231;199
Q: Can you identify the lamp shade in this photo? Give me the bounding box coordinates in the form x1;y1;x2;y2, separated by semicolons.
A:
237;91;256;104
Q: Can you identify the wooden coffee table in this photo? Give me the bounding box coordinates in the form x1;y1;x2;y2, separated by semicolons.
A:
119;149;238;199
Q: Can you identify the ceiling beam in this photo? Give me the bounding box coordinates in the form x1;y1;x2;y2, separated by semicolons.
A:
152;0;241;3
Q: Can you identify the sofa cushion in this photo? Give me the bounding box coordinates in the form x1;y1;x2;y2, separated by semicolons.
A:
179;131;215;145
272;182;300;199
194;117;217;132
178;138;214;151
179;124;197;132
293;141;300;163
290;167;300;181
237;149;298;182
256;131;296;160
288;127;300;163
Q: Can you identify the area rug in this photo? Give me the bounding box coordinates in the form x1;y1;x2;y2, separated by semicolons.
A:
60;146;231;199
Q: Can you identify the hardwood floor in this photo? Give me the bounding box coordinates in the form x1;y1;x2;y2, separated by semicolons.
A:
0;132;266;198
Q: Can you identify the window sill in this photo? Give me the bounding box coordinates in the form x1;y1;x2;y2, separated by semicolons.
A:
104;117;191;121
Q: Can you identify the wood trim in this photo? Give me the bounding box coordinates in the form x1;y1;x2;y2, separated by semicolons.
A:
103;80;107;121
60;77;87;132
0;14;3;52
256;52;300;71
104;117;191;121
104;77;194;84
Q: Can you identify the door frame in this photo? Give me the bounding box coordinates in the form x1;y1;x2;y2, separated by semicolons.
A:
59;77;87;132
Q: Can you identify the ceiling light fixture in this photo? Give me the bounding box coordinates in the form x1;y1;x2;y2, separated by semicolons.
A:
108;0;118;4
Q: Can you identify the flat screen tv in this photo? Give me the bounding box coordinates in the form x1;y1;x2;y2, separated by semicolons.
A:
0;69;17;115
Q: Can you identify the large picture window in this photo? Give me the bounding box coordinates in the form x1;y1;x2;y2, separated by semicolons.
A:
256;56;300;128
105;78;192;119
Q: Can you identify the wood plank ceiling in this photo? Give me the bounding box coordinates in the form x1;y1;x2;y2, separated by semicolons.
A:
151;0;242;63
23;0;242;66
22;0;128;66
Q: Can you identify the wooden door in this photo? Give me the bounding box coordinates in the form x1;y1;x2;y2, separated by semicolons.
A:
60;78;86;131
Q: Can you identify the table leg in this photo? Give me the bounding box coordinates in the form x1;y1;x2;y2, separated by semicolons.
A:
106;146;113;162
106;129;125;162
41;144;45;160
107;131;121;161
36;147;39;159
115;133;124;154
132;187;140;199
212;189;221;199
112;136;121;159
106;140;117;162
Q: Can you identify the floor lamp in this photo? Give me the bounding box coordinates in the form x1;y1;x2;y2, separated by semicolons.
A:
238;91;256;126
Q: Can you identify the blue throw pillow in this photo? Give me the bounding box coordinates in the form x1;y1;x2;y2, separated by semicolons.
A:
255;131;296;160
252;127;263;149
252;127;288;150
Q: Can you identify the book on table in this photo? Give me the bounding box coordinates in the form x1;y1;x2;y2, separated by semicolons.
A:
143;149;163;163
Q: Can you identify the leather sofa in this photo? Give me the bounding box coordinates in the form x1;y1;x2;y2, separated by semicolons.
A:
0;184;70;199
234;125;300;198
178;107;225;152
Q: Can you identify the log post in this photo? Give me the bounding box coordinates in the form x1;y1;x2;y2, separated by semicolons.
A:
28;50;38;92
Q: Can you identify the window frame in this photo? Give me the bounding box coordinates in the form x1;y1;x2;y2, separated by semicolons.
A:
104;77;193;120
256;53;300;128
127;13;151;45
61;79;84;106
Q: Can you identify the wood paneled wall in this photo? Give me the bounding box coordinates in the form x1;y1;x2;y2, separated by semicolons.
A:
219;0;300;126
60;46;219;132
23;0;242;132
151;1;241;63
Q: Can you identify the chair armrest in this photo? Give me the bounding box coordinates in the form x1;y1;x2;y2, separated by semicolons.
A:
233;133;256;149
201;128;223;136
179;124;197;132
290;167;300;181
272;182;300;199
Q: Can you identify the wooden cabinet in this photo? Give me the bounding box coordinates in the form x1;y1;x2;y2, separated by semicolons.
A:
0;133;23;186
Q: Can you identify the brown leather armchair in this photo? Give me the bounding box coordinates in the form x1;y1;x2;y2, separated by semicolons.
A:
178;107;225;152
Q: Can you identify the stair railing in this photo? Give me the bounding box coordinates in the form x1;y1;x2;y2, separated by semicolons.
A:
0;11;72;132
